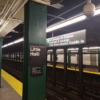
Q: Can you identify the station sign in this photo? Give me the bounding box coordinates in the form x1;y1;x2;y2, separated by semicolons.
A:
29;44;46;77
46;29;86;47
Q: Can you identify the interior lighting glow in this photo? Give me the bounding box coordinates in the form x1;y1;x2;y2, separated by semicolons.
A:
76;48;79;50
48;50;53;52
14;38;23;44
8;42;14;46
57;49;63;51
89;47;100;49
71;51;78;52
46;15;86;33
68;48;75;50
83;47;88;49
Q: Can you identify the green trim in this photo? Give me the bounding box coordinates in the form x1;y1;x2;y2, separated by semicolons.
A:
22;1;47;100
0;38;3;88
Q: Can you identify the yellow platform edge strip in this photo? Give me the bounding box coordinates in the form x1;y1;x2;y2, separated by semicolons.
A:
1;69;22;97
47;65;100;75
1;65;100;98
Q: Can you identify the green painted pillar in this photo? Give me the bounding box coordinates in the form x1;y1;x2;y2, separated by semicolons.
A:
0;38;3;88
50;51;52;65
98;48;100;72
68;50;71;68
22;1;47;100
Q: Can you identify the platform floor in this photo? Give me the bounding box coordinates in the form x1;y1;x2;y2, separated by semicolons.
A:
0;69;22;100
0;77;22;100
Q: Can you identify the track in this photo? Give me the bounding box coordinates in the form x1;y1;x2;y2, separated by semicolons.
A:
2;63;100;100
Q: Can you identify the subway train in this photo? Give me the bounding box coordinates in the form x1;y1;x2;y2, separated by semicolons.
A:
47;48;100;72
2;46;100;73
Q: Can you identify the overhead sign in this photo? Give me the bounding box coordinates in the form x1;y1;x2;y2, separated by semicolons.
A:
29;44;46;77
46;29;86;47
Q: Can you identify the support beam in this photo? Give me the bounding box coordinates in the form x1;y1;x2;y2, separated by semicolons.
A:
98;48;100;72
68;50;71;68
22;1;47;100
64;48;67;90
50;51;53;65
0;38;3;88
53;48;56;87
78;47;83;98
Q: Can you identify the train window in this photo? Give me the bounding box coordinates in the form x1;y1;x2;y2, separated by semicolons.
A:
89;50;98;66
71;54;78;64
83;54;91;65
90;54;96;66
47;50;53;65
56;49;64;63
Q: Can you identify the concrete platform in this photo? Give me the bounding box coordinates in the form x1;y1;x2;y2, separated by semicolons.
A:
0;77;22;100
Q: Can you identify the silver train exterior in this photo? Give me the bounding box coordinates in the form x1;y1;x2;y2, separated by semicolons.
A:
47;48;99;66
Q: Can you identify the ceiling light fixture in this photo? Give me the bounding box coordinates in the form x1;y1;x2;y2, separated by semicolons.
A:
46;6;100;33
8;42;14;46
2;38;24;48
46;15;86;33
2;45;8;48
14;38;23;44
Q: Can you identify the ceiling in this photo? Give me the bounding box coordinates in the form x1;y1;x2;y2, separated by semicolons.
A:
1;0;100;45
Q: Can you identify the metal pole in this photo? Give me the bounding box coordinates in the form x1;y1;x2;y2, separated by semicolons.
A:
79;47;83;98
64;48;67;90
53;48;56;87
98;48;100;72
68;50;71;68
19;51;20;71
0;38;3;88
50;51;53;65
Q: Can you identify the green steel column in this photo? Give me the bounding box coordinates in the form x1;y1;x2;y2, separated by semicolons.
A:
22;1;47;100
98;48;100;72
50;51;52;65
0;38;3;88
68;50;71;68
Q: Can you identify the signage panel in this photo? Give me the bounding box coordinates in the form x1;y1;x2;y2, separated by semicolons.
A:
31;66;43;77
29;44;46;77
46;29;86;47
29;44;46;66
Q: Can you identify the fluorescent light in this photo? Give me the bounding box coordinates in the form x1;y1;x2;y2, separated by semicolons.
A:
94;9;100;16
68;48;75;50
89;47;100;49
71;51;78;52
2;45;8;48
8;42;14;46
48;50;53;52
46;15;86;33
83;47;88;49
2;38;24;48
57;49;63;51
46;6;100;33
76;48;79;50
68;48;79;50
14;38;23;44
